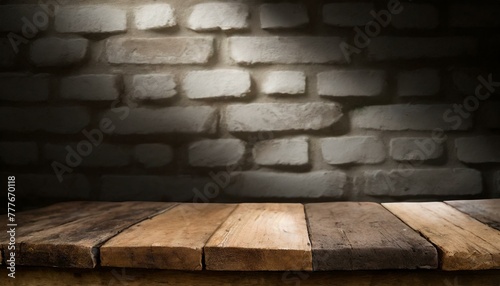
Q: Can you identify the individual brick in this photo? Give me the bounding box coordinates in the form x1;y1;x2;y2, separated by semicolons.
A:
60;75;120;101
351;104;473;131
398;69;440;97
13;174;90;199
318;70;385;97
30;37;88;67
392;4;438;29
367;37;477;61
187;3;249;31
106;37;214;64
450;4;500;27
183;70;251;99
363;169;482;196
390;137;444;161
260;3;309;29
0;5;49;33
229;37;347;64
0;74;50;102
227;171;346;199
44;143;131;167
0;39;17;67
320;136;385;165
226;103;342;132
134;144;173;168
130;74;176;101
0;106;90;134
0;142;38;165
134;4;176;30
262;71;305;95
188;139;245;167
322;3;374;27
253;137;308;167
55;5;127;33
455;136;500;163
101;106;217;135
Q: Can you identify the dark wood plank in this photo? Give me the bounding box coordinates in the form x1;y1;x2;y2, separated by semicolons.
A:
0;201;176;268
305;202;438;270
446;199;500;230
100;204;237;270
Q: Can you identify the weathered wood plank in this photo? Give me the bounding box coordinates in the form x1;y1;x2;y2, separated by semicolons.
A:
100;204;236;270
383;202;500;270
446;199;500;230
204;203;312;271
0;201;176;268
305;202;438;270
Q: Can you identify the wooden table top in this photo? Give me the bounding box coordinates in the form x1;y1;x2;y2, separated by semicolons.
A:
1;199;499;271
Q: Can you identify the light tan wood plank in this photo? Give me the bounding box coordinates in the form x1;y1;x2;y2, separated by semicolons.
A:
100;203;237;270
383;202;500;270
446;199;500;230
204;203;312;271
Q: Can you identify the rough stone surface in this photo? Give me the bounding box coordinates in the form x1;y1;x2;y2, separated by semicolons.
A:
188;139;245;167
55;6;127;33
188;3;249;31
130;74;176;101
134;4;176;30
134;144;173;168
253;137;309;167
60;75;120;101
455;136;500;163
321;136;385;165
106;37;214;64
450;4;500;27
322;3;375;27
398;69;440;96
44;143;131;167
183;70;251;99
351;104;473;131
363;169;482;196
227;171;347;199
0;142;38;165
30;37;88;67
392;4;439;29
390;137;444;161
226;103;343;132
262;71;306;95
260;3;309;29
0;74;50;102
318;70;386;97
0;5;49;33
229;37;347;64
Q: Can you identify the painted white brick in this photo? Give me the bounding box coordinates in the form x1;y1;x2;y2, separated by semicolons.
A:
55;6;127;33
260;3;309;29
351;104;473;131
363;169;482;196
226;103;342;132
455;136;500;163
398;69;440;97
390;137;444;161
106;37;214;64
188;3;249;31
0;142;38;165
0;5;49;33
450;4;500;27
392;4;438;29
262;71;306;95
321;136;385;165
102;107;217;135
189;139;245;167
229;37;347;64
30;37;88;67
183;70;251;99
322;3;374;27
0;39;16;67
134;4;176;30
227;171;346;199
130;74;176;101
253;137;308;166
134;144;173;168
44;143;131;167
60;75;120;101
318;70;385;97
0;74;50;102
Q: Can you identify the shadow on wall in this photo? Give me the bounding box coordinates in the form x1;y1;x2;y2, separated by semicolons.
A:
0;0;499;212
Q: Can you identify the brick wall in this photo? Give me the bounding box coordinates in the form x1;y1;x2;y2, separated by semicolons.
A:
1;0;499;208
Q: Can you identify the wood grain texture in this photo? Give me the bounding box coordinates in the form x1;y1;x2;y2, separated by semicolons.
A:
383;202;500;271
100;204;236;270
446;199;500;230
1;201;176;268
305;202;438;270
204;203;312;271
